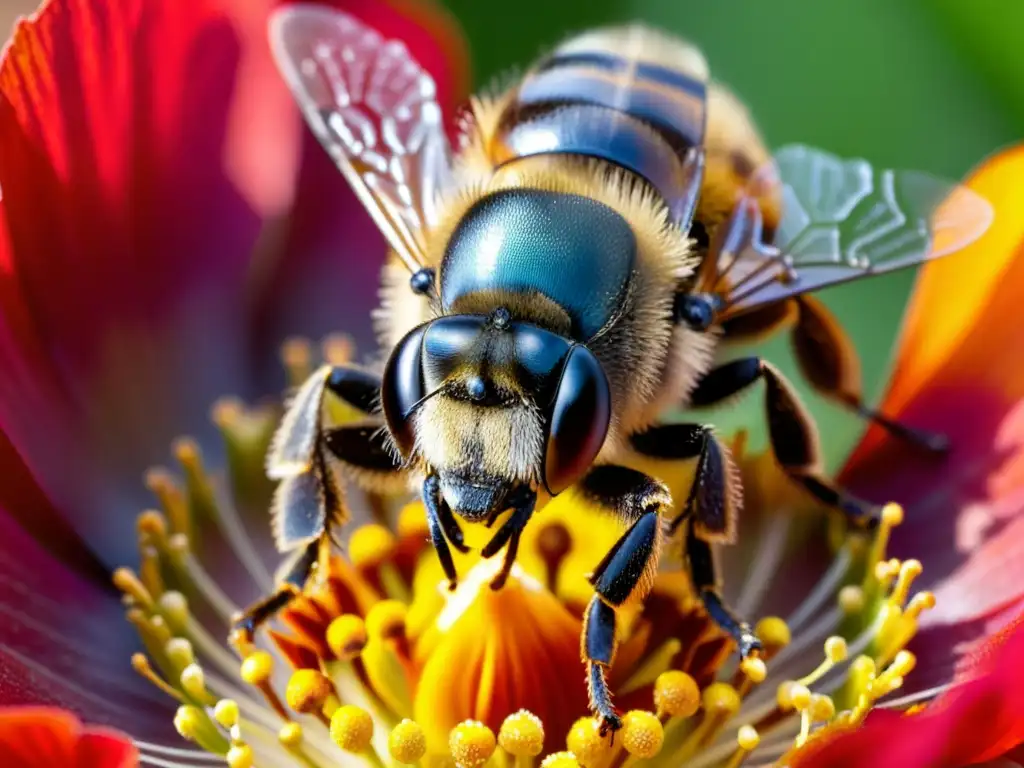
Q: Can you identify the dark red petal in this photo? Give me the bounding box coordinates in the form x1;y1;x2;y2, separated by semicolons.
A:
246;0;472;367
0;507;172;742
838;145;1024;686
790;609;1024;768
0;0;264;565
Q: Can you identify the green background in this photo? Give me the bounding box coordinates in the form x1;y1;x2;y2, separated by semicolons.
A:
440;0;1019;469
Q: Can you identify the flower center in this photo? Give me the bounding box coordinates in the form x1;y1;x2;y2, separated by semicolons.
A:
115;336;936;767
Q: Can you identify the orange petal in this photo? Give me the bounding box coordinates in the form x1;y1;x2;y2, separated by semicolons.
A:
0;707;137;768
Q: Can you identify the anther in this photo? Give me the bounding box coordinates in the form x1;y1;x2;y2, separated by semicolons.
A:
839;585;866;614
906;591;936;619
113;568;154;611
322;332;355;365
240;651;274;686
136;510;168;541
285;669;333;715
450;720;497;768
499;710;545;757
165;637;195;669
214;700;240;729
654;670;701;719
825;636;848;663
326;614;368;661
349;524;397;569
703;683;742;718
180;663;207;699
891;559;923;606
754;617;790;658
621;710;664;758
281;337;314;386
737;725;760;751
808;694;836;722
174;705;204;741
226;744;254;768
540;753;580;768
741;657;768;684
389;719;427;765
133;654;185;703
567;717;611;766
330;705;374;753
279;723;304;749
144;468;190;538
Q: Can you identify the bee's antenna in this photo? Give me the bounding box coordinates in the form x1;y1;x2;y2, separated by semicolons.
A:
401;380;449;420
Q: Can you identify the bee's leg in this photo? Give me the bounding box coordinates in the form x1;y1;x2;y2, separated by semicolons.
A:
422;474;470;591
481;486;537;590
232;536;320;641
629;424;760;656
691;357;878;527
684;521;762;657
790;295;948;453
578;465;669;735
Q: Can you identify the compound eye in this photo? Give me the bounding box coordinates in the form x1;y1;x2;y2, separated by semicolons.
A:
381;324;428;458
543;345;611;495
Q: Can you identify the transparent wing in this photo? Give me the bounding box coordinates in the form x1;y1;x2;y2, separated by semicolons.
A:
269;4;454;273
707;144;994;318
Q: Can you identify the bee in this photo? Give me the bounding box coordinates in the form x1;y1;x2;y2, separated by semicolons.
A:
240;8;994;733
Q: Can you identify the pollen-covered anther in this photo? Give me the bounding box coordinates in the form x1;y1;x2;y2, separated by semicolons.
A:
754;616;791;658
326;614;368;660
808;694;836;723
741;656;768;684
240;650;275;686
704;682;742;718
366;600;408;642
499;709;545;757
214;700;240;729
113;567;155;611
906;590;936;619
180;663;207;699
286;669;333;714
450;720;497;768
349;524;398;569
540;752;580;768
226;744;254;768
880;503;904;527
279;723;304;749
330;705;374;753
737;725;760;751
838;585;866;615
567;717;611;766
174;705;204;741
136;510;168;541
891;559;923;606
776;681;812;712
654;670;701;718
388;719;427;765
165;637;195;669
621;710;664;758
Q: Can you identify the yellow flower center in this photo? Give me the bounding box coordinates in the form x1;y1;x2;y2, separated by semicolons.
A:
115;337;937;767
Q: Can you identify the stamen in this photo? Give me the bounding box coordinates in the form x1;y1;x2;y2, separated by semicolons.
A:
329;705;376;756
677;684;742;759
214;699;240;728
226;744;255;768
566;718;612;767
326;614;368;661
114;568;156;612
388;720;427;765
321;333;355;366
286;669;334;723
500;710;546;763
795;637;848;688
239;651;289;721
540;753;580;768
173;705;230;755
621;710;664;759
282;337;314;387
449;720;497;768
132;654;186;704
736;514;791;618
722;725;760;768
145;468;192;540
654;671;701;719
786;545;852;633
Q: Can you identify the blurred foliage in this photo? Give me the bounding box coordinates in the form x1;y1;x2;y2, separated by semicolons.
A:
441;0;1019;470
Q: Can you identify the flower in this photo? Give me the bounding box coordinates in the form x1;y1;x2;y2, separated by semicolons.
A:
0;0;464;748
776;141;1024;766
0;708;136;768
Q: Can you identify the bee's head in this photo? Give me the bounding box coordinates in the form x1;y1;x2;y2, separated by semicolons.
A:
380;308;611;521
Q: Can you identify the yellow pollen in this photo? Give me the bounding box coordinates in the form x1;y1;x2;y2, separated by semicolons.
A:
240;651;274;685
654;670;701;718
388;719;427;764
808;694;836;722
397;501;429;539
566;717;611;766
777;681;812;711
499;710;545;757
349;524;397;568
754;617;791;653
279;723;304;749
180;664;207;698
213;700;239;729
226;744;254;768
366;600;408;640
285;669;333;714
621;710;664;758
165;637;195;669
839;585;866;614
540;752;580;768
173;706;204;741
825;636;848;663
737;725;760;751
450;720;497;768
881;503;904;527
327;614;368;660
330;705;374;753
703;683;742;717
741;656;768;683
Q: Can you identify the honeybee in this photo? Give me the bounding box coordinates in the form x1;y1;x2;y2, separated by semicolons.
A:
240;8;994;733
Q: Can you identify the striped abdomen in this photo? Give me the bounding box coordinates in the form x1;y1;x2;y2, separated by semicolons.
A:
487;25;709;223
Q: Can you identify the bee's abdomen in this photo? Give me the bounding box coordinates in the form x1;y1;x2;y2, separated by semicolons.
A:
490;25;708;212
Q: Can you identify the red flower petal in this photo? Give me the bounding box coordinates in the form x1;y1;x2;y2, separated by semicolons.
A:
0;708;137;768
246;0;473;359
839;144;1024;684
0;504;171;742
790;610;1024;768
0;0;265;565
